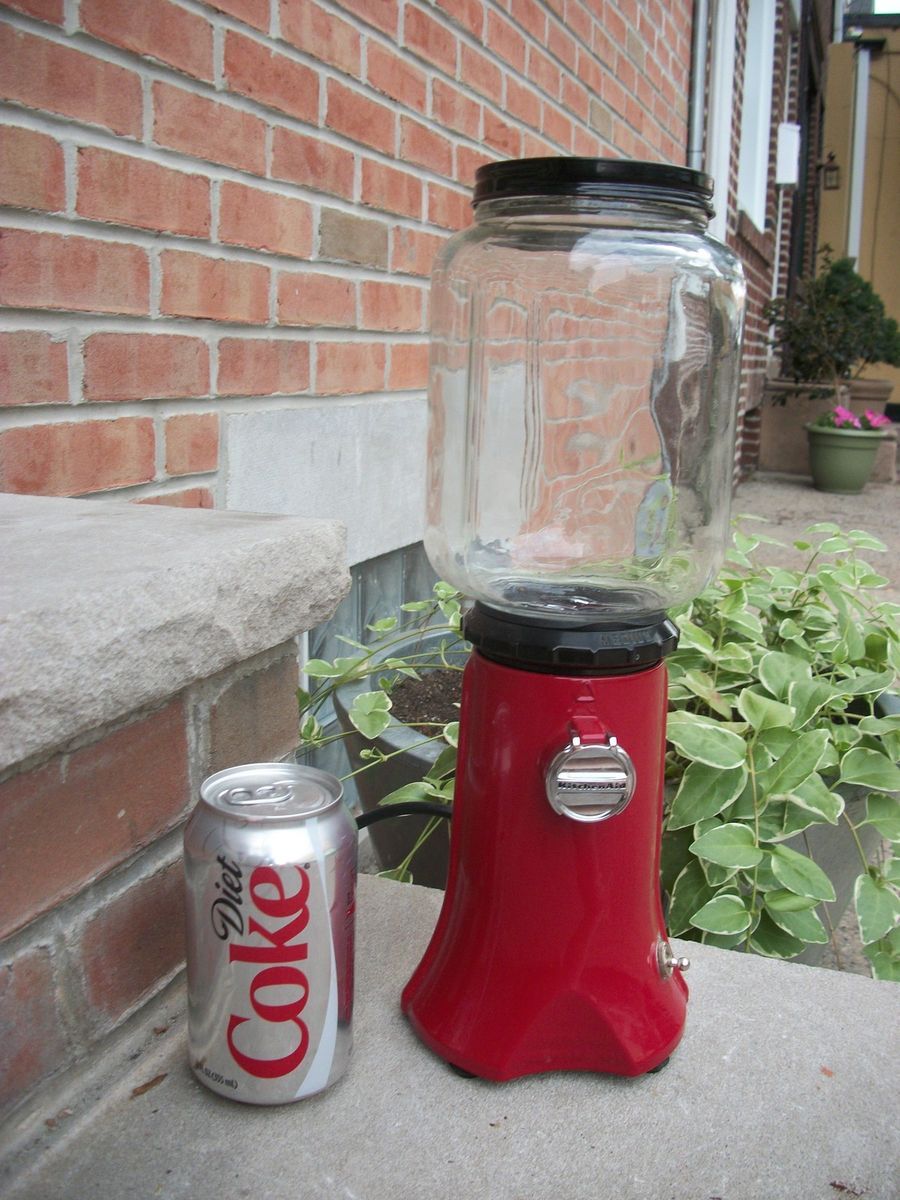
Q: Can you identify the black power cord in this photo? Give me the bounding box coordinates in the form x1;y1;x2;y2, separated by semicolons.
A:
355;801;452;830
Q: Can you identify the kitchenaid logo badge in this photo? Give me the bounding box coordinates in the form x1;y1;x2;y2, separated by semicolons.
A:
560;780;626;792
224;864;326;1080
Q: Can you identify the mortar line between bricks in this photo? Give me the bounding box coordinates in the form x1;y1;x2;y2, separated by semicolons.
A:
148;246;162;319
207;328;219;397
0;208;451;273
0;310;431;341
66;328;85;407
267;259;278;327
0;824;188;964
263;121;273;179
153;409;166;481
208;176;220;243
135;74;151;148
108;472;219;504
62;0;78;36
309;338;318;395
60;141;77;218
211;20;225;91
0;389;427;435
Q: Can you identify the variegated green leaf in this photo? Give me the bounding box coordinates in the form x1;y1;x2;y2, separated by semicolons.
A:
691;892;753;936
690;893;752;935
349;690;393;738
666;860;713;936
737;688;795;731
749;912;806;959
667;763;748;829
690;823;763;869
766;905;828;943
839;748;900;793
666;711;747;769
758;651;811;700
769;845;836;902
855;874;900;944
755;729;830;798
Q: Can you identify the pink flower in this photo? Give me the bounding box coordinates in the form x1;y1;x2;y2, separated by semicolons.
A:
864;409;891;428
833;405;861;428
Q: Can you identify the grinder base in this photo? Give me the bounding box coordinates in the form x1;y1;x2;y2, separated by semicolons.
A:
401;645;688;1080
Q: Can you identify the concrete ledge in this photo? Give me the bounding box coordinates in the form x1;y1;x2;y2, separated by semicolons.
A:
4;875;898;1200
225;396;427;566
0;494;349;771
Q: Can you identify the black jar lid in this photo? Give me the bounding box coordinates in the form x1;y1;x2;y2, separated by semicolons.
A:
473;157;714;216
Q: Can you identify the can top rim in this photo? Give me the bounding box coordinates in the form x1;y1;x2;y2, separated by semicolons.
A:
200;762;343;821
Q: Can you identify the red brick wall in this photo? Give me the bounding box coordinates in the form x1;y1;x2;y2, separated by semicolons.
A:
0;0;693;506
0;642;300;1120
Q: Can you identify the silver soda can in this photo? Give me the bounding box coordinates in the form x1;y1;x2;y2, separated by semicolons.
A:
184;762;357;1104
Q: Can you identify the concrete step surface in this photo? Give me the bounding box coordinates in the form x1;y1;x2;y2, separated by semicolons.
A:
1;875;897;1200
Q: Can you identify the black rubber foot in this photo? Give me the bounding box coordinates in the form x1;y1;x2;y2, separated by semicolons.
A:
448;1063;477;1079
647;1057;670;1074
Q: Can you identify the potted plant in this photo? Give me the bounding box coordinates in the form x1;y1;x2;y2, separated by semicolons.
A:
759;250;900;475
298;583;464;888
804;404;893;494
297;525;900;979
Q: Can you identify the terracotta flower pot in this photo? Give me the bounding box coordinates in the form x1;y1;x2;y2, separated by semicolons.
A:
846;377;894;414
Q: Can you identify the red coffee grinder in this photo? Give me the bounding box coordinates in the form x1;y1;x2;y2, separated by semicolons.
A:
401;159;745;1079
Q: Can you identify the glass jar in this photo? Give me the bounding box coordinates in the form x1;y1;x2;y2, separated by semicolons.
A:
425;158;746;623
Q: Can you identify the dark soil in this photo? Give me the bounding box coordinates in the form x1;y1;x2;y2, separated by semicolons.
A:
390;669;463;731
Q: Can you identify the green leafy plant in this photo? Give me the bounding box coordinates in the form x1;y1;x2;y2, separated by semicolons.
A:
298;527;900;976
764;248;900;391
297;582;464;880
662;521;900;980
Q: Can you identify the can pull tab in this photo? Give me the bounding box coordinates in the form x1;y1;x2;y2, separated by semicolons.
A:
546;724;636;823
224;782;294;806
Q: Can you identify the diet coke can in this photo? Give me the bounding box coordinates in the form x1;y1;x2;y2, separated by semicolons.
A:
184;762;357;1104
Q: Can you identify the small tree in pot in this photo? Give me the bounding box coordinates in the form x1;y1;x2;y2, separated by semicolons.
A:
760;250;900;476
764;249;900;396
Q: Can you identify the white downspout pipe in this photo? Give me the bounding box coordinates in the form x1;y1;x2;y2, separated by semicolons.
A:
847;44;870;262
705;0;737;242
688;0;710;171
771;38;795;305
